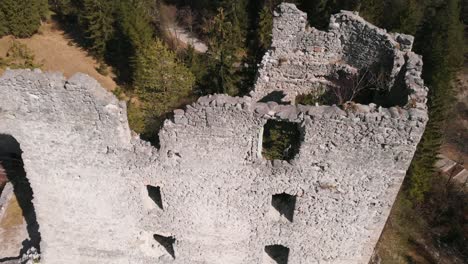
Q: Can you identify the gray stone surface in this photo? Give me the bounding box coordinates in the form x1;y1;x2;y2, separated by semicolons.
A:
253;3;427;110
0;3;428;264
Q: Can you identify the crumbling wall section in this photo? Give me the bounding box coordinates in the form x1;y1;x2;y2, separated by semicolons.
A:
150;94;427;263
0;70;153;263
253;3;427;108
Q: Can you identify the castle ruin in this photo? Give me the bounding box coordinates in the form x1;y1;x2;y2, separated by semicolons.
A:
0;3;428;264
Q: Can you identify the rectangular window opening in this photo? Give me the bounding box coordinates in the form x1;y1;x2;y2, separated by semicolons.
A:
272;193;296;222
147;185;163;210
262;120;301;161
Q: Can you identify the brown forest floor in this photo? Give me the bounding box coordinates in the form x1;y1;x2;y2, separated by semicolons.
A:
441;62;468;165
0;20;116;91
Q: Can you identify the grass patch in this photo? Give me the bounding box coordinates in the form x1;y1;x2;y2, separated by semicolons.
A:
0;40;42;70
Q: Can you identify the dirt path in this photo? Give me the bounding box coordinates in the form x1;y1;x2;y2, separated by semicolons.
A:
166;24;208;53
0;21;117;91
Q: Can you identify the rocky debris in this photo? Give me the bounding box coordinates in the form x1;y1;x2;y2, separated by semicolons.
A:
19;247;40;264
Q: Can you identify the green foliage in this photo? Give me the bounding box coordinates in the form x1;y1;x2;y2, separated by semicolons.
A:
360;0;426;35
393;0;426;35
49;0;78;18
0;8;7;36
126;101;147;135
219;0;248;46
406;0;464;202
357;0;385;26
0;41;42;70
258;6;273;49
81;0;115;58
134;40;195;116
298;0;359;29
204;8;240;95
262;120;301;160
96;63;109;76
181;46;210;93
38;0;49;20
118;0;154;50
295;86;335;106
0;0;44;38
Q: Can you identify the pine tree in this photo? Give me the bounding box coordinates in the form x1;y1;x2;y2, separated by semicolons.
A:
358;0;385;26
258;5;273;50
134;40;195;116
406;0;464;201
118;0;154;50
37;0;49;20
81;0;115;58
220;0;249;45
49;0;78;19
0;8;8;36
1;0;42;38
205;8;240;95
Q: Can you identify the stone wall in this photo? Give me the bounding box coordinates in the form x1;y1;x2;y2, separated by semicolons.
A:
253;3;427;109
0;3;428;264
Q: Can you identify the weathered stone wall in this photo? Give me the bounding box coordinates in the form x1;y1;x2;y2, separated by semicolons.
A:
0;70;147;263
253;3;427;108
0;3;428;264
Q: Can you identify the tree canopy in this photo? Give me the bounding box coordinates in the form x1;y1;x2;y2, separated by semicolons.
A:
0;0;47;38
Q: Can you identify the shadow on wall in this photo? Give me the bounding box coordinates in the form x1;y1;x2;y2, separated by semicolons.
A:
0;134;41;262
259;91;289;104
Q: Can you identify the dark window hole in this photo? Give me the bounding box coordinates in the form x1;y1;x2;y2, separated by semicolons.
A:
272;193;296;222
153;234;176;259
265;244;289;264
147;185;163;210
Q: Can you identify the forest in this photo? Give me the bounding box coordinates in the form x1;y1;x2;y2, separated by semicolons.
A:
0;0;466;262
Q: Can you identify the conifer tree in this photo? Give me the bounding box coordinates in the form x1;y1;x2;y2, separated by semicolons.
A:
118;0;154;50
0;9;7;37
407;0;464;201
258;5;273;50
134;40;195;116
205;8;239;95
37;0;49;20
49;0;78;19
81;0;115;58
358;0;385;26
0;0;41;38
